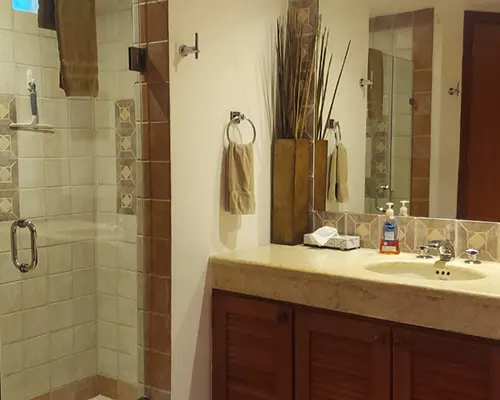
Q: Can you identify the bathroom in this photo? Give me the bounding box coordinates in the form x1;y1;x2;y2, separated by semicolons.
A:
1;0;500;399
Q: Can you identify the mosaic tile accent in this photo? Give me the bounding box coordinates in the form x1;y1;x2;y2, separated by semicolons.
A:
0;97;18;221
115;99;137;215
345;213;380;249
456;221;498;262
315;211;346;233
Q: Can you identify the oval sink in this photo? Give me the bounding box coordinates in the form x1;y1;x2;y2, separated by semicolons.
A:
365;262;486;281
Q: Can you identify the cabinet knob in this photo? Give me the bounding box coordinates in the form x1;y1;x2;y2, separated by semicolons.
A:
276;311;289;324
374;334;386;343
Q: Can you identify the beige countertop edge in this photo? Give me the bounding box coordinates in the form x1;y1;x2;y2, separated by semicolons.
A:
210;245;500;340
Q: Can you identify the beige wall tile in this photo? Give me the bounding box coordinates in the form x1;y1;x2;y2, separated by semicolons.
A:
42;68;66;99
98;157;117;185
98;294;118;324
46;187;71;216
24;364;50;399
117;270;137;300
18;158;45;188
50;328;73;360
50;356;74;389
44;129;70;158
22;277;48;309
98;347;118;377
45;159;70;187
118;352;137;384
99;320;118;350
117;215;137;244
98;185;117;213
70;158;95;186
118;298;137;328
19;189;47;218
117;242;137;271
70;129;94;157
74;322;96;353
0;253;22;283
47;244;72;274
49;272;73;303
0;282;22;314
41;36;59;68
118;325;137;355
49;300;73;332
71;213;95;242
18;130;44;158
74;269;96;297
2;341;24;374
68;100;93;129
72;241;95;270
2;370;24;400
74;348;97;380
71;186;95;214
1;312;23;344
0;0;13;30
13;32;41;65
40;99;68;129
73;295;96;325
24;334;50;368
98;241;118;267
0;30;13;63
98;267;117;295
23;306;50;339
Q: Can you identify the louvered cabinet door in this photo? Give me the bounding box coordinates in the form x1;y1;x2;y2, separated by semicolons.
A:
212;291;293;400
393;327;500;400
295;308;391;400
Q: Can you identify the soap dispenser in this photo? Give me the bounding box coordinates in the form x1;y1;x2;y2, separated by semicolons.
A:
400;201;409;217
380;202;400;255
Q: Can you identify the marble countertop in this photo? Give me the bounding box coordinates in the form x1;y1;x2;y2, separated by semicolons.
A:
210;245;500;340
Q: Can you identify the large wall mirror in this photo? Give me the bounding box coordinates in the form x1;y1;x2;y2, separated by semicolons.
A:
314;0;500;222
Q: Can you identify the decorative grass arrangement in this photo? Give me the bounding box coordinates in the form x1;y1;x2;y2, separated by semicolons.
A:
275;16;317;140
314;26;351;141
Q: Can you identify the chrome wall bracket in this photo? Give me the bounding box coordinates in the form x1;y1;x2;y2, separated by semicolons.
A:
179;33;200;59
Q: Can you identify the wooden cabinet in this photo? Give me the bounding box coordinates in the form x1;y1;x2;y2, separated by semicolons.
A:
392;327;500;400
212;291;293;400
213;290;500;400
295;308;391;400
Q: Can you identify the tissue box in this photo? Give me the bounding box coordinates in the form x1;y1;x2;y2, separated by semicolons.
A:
303;233;360;251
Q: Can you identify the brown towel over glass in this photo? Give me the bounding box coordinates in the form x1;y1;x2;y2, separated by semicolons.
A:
368;48;384;122
55;0;99;97
38;0;56;31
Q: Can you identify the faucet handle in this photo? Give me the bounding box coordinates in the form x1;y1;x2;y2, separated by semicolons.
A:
417;244;433;259
465;248;481;264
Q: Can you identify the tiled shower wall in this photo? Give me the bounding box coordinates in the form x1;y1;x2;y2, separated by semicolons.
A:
0;5;98;400
369;9;434;217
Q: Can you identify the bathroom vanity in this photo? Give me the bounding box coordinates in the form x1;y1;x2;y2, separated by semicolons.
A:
210;245;500;399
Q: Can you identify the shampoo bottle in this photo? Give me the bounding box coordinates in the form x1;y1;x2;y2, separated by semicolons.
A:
400;201;409;217
380;202;400;255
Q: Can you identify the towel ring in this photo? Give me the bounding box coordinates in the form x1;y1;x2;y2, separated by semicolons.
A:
226;113;257;144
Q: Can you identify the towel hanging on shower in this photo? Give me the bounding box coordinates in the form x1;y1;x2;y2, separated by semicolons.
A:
56;0;99;97
38;0;56;31
328;122;349;204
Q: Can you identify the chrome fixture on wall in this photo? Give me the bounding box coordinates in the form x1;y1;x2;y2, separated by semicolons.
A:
448;81;461;96
179;32;200;59
10;219;38;273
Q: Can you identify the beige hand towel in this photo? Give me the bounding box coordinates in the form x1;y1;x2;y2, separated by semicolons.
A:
227;142;255;215
336;143;349;203
327;145;338;204
56;0;99;97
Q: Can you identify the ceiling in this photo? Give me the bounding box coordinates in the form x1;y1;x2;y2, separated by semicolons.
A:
368;0;500;16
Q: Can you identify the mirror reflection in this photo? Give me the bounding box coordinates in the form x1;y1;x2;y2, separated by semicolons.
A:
316;1;500;222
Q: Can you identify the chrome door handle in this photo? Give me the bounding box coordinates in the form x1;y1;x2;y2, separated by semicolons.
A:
10;219;38;273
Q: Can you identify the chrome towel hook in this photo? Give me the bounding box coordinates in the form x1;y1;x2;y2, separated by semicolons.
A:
226;111;257;144
179;33;200;59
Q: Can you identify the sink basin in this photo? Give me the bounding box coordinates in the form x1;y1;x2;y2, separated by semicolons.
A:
365;261;486;281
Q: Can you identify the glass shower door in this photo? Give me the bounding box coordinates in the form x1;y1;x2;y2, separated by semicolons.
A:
0;0;143;399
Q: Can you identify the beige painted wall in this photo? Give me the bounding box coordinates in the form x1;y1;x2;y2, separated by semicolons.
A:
169;0;287;399
322;0;370;213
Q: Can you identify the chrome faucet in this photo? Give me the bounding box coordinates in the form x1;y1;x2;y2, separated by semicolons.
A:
426;240;455;262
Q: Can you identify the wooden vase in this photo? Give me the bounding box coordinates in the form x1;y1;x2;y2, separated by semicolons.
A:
314;140;328;212
272;139;310;245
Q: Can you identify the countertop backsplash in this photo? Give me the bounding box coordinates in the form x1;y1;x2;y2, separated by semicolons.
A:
315;211;500;262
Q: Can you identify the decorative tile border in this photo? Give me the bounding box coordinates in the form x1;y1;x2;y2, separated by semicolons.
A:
315;211;500;262
115;99;137;216
0;96;18;221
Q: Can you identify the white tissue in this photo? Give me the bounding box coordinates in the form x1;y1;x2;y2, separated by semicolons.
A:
310;226;339;246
